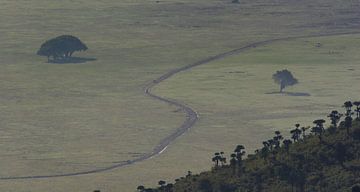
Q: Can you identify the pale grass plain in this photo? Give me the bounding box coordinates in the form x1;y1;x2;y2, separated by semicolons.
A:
1;0;360;191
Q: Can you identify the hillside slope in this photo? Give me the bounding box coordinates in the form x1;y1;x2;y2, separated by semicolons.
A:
142;103;360;192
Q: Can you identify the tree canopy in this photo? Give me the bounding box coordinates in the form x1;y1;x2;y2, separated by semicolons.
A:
37;35;88;62
272;69;298;92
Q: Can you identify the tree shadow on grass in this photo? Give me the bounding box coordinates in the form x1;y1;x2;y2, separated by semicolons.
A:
265;91;311;97
48;57;97;64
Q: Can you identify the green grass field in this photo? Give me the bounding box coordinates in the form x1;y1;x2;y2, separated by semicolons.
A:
154;33;360;153
1;0;360;191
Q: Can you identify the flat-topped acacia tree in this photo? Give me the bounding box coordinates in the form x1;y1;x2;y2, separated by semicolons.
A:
37;35;88;62
272;69;298;93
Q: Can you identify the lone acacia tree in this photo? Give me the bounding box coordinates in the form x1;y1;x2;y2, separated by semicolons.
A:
272;69;298;92
37;35;88;62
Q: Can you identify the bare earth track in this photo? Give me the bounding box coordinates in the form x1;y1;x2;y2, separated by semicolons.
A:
1;31;360;180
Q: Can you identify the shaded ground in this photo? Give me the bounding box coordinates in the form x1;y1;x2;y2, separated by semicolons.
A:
265;91;311;96
49;57;97;64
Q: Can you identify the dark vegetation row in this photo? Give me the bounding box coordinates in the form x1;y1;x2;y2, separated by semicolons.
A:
134;101;360;192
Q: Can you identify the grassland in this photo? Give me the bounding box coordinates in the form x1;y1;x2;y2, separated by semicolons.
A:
1;0;360;191
154;33;360;155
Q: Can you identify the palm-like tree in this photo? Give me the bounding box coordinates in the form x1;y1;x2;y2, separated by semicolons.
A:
230;153;237;166
267;139;276;151
273;131;283;149
230;153;237;174
328;110;342;128
311;119;326;142
260;142;270;162
290;125;302;142
158;180;166;191
344;101;353;117
283;139;293;154
313;119;325;129
234;145;246;161
344;116;353;135
158;180;166;186
220;152;227;166
301;126;310;139
234;145;246;173
353;101;360;120
212;152;227;167
212;152;222;167
186;171;192;177
137;186;145;192
262;141;270;148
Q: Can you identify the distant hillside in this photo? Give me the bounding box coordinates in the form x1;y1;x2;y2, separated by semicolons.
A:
138;102;360;192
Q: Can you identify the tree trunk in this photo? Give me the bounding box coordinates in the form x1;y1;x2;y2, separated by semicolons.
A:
280;82;285;93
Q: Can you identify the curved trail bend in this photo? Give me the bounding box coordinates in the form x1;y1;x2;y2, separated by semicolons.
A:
1;31;360;180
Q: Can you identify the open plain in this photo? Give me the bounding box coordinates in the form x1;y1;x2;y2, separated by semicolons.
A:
1;0;360;191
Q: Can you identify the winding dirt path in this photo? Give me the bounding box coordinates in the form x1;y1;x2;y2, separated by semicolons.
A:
1;31;360;180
